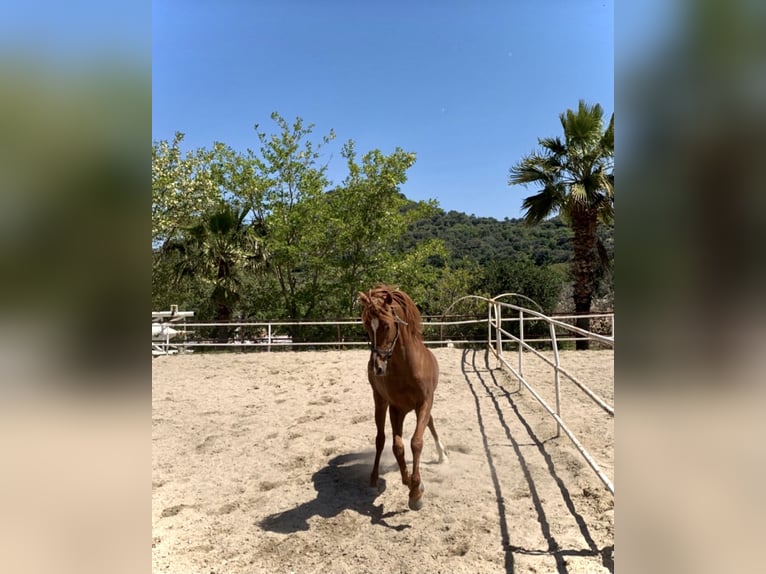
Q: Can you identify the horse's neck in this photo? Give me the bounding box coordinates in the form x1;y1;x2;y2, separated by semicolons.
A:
397;330;424;355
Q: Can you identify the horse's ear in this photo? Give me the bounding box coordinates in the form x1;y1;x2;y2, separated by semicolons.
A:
357;292;370;307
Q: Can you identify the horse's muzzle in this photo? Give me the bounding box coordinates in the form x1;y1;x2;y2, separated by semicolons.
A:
373;356;388;376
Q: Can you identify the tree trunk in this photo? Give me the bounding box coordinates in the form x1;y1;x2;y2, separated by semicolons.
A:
213;300;233;343
212;277;237;343
570;207;599;350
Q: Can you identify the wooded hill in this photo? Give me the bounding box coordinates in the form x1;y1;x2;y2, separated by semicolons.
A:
402;207;614;314
407;210;576;266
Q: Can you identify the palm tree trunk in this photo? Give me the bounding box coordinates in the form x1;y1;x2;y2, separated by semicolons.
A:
571;207;598;350
213;301;232;343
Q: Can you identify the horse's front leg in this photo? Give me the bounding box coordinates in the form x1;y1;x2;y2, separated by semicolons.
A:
408;402;432;510
389;406;411;487
370;390;388;489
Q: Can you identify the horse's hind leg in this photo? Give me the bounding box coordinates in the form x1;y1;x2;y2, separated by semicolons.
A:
428;415;448;463
408;403;433;511
370;391;388;489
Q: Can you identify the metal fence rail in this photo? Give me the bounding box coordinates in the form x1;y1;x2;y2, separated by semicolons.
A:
487;296;614;494
151;315;613;352
153;317;498;353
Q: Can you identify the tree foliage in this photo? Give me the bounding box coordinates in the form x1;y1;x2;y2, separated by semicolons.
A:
152;110;613;343
151;132;219;247
152;113;448;327
407;211;577;266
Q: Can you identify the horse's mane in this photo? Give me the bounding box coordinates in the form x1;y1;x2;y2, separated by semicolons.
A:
363;284;423;342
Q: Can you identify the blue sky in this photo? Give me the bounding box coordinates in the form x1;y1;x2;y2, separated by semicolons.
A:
153;0;613;220
1;2;149;62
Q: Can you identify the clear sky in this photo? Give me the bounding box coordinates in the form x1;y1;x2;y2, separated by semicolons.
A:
152;0;613;220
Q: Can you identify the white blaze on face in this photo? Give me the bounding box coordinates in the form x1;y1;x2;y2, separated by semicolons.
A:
371;317;379;332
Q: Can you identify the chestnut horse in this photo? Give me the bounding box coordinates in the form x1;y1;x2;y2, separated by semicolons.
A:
357;285;448;510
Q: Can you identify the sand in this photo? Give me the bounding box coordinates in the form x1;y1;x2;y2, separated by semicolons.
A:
152;347;614;573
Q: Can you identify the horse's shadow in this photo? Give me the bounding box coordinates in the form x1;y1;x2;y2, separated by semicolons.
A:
258;452;410;533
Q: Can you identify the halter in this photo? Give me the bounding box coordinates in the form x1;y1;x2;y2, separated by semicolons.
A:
369;307;407;363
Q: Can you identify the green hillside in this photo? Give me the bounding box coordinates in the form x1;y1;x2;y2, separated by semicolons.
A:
403;207;614;314
407;210;577;266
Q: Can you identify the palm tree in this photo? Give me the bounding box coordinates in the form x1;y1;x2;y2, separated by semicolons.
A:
509;100;614;349
163;201;266;341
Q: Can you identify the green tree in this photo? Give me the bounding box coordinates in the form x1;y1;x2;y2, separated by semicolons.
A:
430;259;484;314
482;258;564;313
151;133;219;248
152;134;224;321
162;201;264;340
250;112;336;322
153;140;268;329
151;112;446;334
509;100;614;349
327;141;441;314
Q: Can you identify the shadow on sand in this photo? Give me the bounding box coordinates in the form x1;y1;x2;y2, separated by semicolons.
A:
259;452;410;533
461;348;613;574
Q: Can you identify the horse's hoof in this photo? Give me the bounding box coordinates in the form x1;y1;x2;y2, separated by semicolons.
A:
408;482;425;511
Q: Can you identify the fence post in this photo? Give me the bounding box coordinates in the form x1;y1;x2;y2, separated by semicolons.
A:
518;309;524;377
549;321;561;438
487;303;492;350
495;302;503;360
268;323;272;353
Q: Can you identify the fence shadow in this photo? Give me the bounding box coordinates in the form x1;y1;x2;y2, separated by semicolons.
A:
461;348;613;574
258;451;410;533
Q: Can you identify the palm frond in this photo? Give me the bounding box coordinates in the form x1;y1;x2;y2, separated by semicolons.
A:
596;236;613;278
601;113;614;154
569;182;588;205
521;184;564;224
538;136;567;157
595;193;615;224
540;153;565;173
561;100;604;151
596;170;614;197
508;154;556;187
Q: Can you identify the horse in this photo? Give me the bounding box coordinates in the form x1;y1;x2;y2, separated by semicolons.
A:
357;285;448;511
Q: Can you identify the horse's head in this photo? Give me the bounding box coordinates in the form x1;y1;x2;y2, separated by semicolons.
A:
358;289;406;376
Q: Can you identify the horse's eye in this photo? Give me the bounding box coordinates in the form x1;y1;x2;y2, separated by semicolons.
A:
383;323;389;330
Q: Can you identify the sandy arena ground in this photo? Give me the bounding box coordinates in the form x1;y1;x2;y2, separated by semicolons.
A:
152;347;614;573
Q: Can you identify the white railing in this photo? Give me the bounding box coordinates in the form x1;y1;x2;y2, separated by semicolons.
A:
487;295;614;494
152;317;492;353
150;313;613;352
